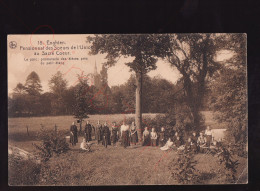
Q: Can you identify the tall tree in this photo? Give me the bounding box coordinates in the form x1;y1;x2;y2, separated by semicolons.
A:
73;77;94;132
48;71;68;115
209;34;247;144
24;71;43;96
13;83;26;95
48;71;68;97
165;34;225;130
24;71;43;116
10;83;27;116
100;64;108;85
87;34;169;140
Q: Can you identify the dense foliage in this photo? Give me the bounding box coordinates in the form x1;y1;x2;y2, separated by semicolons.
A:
169;151;199;184
208;34;247;149
217;145;240;182
8;156;41;185
8;72;177;116
33;126;69;161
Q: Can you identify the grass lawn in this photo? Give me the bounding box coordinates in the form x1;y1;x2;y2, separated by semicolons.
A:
36;138;248;185
8;112;248;185
8;113;157;152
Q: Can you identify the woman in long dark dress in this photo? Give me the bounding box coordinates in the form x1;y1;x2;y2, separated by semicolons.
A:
102;122;111;148
95;120;103;144
70;122;78;146
120;121;130;148
158;127;166;147
130;122;138;145
111;122;119;146
84;120;92;142
142;127;150;146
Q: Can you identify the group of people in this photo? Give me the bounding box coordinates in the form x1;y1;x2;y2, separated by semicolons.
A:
70;120;218;152
69;120;139;149
159;126;218;153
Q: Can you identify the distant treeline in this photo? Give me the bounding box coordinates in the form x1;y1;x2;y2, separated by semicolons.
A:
8;71;181;117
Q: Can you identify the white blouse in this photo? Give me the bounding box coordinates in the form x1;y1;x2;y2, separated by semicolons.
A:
121;124;130;134
205;129;212;136
150;132;158;139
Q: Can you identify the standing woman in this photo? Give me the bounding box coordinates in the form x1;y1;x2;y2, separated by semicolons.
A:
120;121;130;148
70;122;78;146
111;122;119;147
205;126;213;147
84;120;92;142
142;127;150;146
150;128;158;147
158;127;166;147
102;122;111;148
130;122;138;146
95;120;103;144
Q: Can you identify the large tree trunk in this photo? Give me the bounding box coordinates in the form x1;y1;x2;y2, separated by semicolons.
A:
135;71;143;143
183;74;201;131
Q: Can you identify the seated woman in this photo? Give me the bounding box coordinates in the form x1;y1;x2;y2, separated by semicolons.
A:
191;138;198;153
191;132;198;145
185;137;198;153
174;136;182;149
197;132;207;147
172;131;179;142
185;137;192;152
80;138;89;151
160;138;174;151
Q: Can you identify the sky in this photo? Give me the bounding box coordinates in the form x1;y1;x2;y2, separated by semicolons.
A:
7;35;233;95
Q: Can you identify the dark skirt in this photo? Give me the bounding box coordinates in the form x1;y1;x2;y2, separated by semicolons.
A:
206;135;212;146
159;140;165;147
70;133;78;145
111;130;118;144
102;133;111;147
121;131;130;148
142;135;150;146
151;139;157;147
111;133;118;144
130;132;138;144
191;144;198;152
96;129;102;141
85;132;92;142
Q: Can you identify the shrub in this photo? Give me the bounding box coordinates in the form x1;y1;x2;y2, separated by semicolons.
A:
169;150;200;184
8;155;41;185
33;126;69;161
216;144;239;182
224;128;247;158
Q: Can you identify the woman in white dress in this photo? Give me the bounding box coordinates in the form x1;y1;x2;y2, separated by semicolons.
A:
150;128;158;147
120;121;130;148
160;138;174;151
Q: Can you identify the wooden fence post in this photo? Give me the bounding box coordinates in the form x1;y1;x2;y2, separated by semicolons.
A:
26;125;29;136
54;124;58;133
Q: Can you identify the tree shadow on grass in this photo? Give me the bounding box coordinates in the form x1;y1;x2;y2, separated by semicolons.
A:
197;172;217;183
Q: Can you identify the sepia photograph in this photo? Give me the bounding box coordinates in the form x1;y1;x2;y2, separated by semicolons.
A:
8;34;247;185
